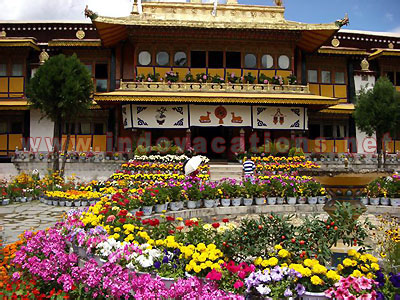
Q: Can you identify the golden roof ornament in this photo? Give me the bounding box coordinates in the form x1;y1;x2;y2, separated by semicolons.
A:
273;0;283;6
76;30;85;39
39;50;49;65
388;42;394;49
331;38;340;47
360;58;369;72
0;31;6;38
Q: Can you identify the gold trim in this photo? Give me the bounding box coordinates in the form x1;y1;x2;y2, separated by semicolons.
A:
369;49;400;60
320;109;353;114
318;48;368;55
94;94;338;105
48;40;102;47
331;38;340;47
0;39;40;51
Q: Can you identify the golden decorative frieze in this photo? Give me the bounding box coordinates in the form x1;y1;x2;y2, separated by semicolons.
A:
0;38;40;51
118;81;310;94
48;40;102;47
76;30;86;39
92;2;337;31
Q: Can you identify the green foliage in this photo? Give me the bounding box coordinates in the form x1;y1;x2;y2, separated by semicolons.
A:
288;147;304;157
27;54;93;123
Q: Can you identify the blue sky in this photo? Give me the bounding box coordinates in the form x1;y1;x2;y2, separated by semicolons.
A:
1;0;400;33
241;0;400;32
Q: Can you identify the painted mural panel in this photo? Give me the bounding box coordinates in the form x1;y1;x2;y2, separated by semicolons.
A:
252;106;308;130
189;105;251;127
132;104;189;129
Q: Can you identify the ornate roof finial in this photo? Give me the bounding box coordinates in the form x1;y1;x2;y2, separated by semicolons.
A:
273;0;283;6
335;13;349;28
0;31;6;38
360;58;369;72
84;5;98;20
39;49;49;65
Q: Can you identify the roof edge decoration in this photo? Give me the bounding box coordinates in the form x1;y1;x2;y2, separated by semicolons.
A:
48;39;102;47
0;37;40;51
86;3;342;52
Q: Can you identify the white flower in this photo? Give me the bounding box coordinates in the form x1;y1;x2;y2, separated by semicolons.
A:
137;255;153;268
256;285;271;295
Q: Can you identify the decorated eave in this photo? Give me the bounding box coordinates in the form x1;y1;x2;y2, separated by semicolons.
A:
368;49;400;60
86;3;341;52
320;103;354;114
93;90;339;106
0;100;29;111
318;46;369;56
0;37;40;51
48;39;102;47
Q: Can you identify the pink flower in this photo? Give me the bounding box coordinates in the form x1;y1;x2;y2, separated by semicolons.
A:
358;294;372;300
106;215;116;223
263;79;269;84
206;269;222;281
233;280;243;289
231;73;235;78
203;75;207;80
359;276;372;290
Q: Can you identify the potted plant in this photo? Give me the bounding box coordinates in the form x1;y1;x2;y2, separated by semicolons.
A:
196;73;209;83
231;184;243;206
219;182;232;207
201;184;216;208
164;71;179;84
154;186;169;213
254;184;266;205
141;188;156;215
183;71;195;83
388;174;400;206
366;179;381;205
242;180;255;206
210;74;225;84
285;183;297;205
243;72;256;84
258;73;270;84
187;185;201;209
287;74;297;85
146;72;160;82
227;72;239;84
169;185;184;211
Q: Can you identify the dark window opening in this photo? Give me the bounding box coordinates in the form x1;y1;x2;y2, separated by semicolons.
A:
64;123;75;134
396;72;400;86
190;51;206;68
386;72;394;84
94;123;104;135
309;124;320;139
95;63;108;79
208;51;223;68
226;52;241;68
10;122;22;134
323;125;333;138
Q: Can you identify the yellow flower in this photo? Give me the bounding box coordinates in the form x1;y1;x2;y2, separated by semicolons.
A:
310;275;324;285
193;265;201;273
371;263;380;271
347;249;357;257
268;257;279;267
337;264;344;271
343;258;355;267
274;245;283;250
352;270;362;277
326;270;340;282
278;249;289;258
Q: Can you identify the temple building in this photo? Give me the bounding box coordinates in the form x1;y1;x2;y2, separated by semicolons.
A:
1;0;400;160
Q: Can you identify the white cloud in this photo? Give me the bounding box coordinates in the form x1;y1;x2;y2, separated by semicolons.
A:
385;13;394;22
0;0;133;20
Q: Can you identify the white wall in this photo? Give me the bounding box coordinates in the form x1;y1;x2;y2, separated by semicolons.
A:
29;109;54;152
354;74;377;153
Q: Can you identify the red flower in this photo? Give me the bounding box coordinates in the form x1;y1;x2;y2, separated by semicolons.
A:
136;211;144;217
233;280;244;289
142;219;149;225
118;209;128;216
176;226;184;231
168;230;175;234
149;219;160;226
119;218;126;224
185;220;195;227
222;218;229;223
166;216;175;221
212;222;220;229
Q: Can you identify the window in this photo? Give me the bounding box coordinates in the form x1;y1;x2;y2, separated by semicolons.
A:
261;54;273;69
278;55;290;69
309;124;320;139
94;123;104;135
80;123;91;134
323;125;333;138
10;122;22;134
11;64;23;76
335;72;345;84
174;52;187;66
321;71;331;84
386;72;394;84
190;51;206;68
226;52;241;68
0;122;6;134
138;51;152;66
156;51;169;66
96;80;108;92
0;64;6;76
31;68;37;78
361;74;368;82
64;123;75;134
244;53;257;68
95;64;108;79
307;70;318;83
208;51;223;68
396;72;400;86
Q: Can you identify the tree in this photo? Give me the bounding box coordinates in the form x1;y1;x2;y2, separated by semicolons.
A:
353;77;400;168
27;54;93;174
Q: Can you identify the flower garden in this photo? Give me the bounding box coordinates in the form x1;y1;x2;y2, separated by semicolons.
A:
1;154;400;299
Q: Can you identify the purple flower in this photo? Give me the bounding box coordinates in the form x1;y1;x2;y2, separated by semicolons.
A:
12;272;20;281
284;287;293;297
295;283;305;296
390;272;400;288
162;256;169;264
154;261;161;269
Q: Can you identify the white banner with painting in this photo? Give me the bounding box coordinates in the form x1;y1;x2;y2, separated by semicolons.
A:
189;105;252;127
122;104;133;129
252;106;308;130
132;104;189;129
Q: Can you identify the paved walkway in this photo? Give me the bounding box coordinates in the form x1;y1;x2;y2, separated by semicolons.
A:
0;201;70;244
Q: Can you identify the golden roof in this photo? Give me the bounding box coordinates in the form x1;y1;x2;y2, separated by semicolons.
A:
318;47;369;56
320;103;354;114
48;39;102;47
0;38;40;51
90;3;340;52
0;100;29;110
94;90;338;105
368;49;400;60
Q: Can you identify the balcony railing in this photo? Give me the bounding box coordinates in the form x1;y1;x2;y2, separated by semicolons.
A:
119;81;310;94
